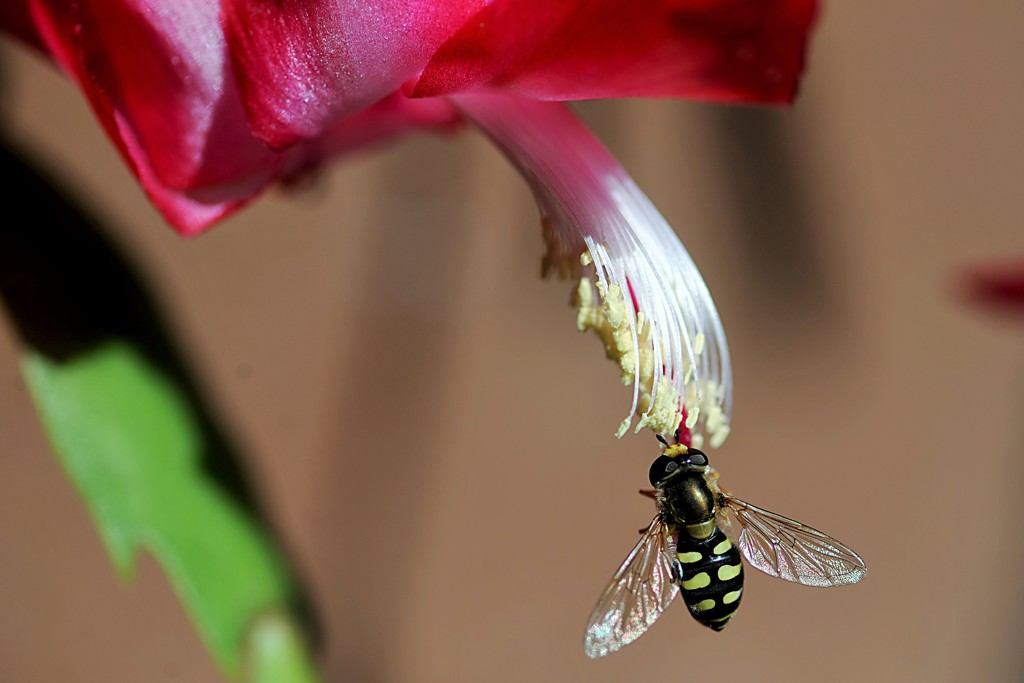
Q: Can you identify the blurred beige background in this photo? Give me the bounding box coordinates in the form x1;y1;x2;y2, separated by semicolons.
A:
2;3;1023;682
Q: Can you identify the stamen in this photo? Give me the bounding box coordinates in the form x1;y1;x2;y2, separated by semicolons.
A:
453;94;732;448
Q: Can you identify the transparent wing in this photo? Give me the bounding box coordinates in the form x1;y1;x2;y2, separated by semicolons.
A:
583;517;679;659
718;496;867;587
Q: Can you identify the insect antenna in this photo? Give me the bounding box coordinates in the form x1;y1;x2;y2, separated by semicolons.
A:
656;433;670;448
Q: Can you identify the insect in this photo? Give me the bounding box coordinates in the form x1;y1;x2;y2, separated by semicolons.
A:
583;433;867;658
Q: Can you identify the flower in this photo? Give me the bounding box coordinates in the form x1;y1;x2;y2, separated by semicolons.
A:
5;0;816;234
453;94;734;444
3;0;819;446
963;262;1024;322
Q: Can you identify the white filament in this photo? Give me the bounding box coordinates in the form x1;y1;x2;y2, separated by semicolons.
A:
454;95;732;445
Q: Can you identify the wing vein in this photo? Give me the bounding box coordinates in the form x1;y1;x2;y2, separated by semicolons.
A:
583;517;679;658
718;496;867;588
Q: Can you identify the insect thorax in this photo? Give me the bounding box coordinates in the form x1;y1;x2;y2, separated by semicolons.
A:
661;471;717;539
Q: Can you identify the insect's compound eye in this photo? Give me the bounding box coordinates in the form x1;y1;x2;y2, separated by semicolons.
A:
648;455;680;487
685;449;708;467
647;456;671;489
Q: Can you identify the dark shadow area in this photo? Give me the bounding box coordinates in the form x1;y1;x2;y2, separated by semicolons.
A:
708;106;833;321
0;139;321;647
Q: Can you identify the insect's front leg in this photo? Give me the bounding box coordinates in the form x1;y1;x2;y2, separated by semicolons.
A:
670;557;684;584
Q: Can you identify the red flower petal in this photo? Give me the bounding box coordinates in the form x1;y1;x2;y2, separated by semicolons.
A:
30;0;279;191
112;93;460;235
222;0;483;149
1;1;44;50
412;0;818;105
963;263;1024;321
110;116;266;236
22;0;461;235
7;0;822;235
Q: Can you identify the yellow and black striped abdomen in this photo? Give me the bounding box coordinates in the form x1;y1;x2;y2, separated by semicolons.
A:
675;527;744;631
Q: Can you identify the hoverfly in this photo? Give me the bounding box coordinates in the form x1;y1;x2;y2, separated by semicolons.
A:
583;434;867;658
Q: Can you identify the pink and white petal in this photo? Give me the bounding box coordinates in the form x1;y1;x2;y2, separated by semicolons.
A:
81;92;459;235
30;0;278;198
69;89;462;234
223;0;483;149
412;0;818;105
278;91;463;182
111;110;276;236
143;91;462;234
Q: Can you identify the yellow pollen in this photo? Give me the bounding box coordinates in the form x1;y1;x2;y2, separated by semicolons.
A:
706;406;723;433
571;247;732;443
574;275;685;437
709;425;731;449
663;443;688;457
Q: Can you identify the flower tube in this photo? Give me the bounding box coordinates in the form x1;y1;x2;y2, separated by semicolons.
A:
455;95;731;447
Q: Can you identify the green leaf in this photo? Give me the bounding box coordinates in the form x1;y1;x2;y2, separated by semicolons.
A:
244;613;322;683
0;143;320;680
23;344;309;676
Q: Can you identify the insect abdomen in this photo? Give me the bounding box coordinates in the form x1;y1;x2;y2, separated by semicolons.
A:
675;527;744;631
